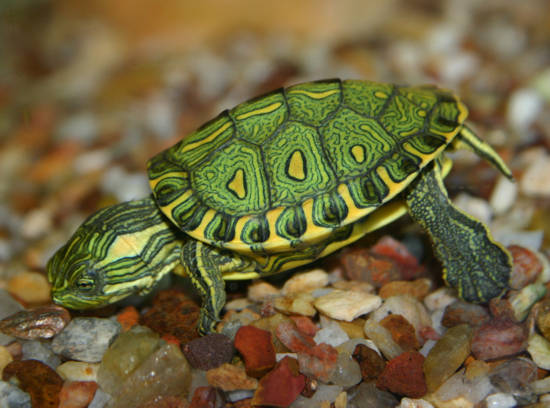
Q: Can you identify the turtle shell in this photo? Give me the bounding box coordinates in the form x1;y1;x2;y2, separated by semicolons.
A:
147;79;467;254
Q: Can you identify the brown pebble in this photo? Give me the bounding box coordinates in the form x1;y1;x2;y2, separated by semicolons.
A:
376;351;427;398
182;333;234;371
379;279;431;300
234;325;276;378
352;344;386;381
140;290;200;344
0;305;70;340
58;381;98;408
379;314;420;351
471;319;527;360
508;245;543;290
189;386;217;408
3;359;63;408
441;300;491;328
340;248;401;287
205;363;258;391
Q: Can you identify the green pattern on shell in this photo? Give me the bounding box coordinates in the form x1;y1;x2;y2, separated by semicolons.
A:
147;79;464;251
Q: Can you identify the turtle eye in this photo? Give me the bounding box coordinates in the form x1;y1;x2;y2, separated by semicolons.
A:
76;278;95;291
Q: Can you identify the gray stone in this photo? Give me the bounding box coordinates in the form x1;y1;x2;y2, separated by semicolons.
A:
0;381;31;408
21;340;61;370
88;388;112;408
51;317;121;362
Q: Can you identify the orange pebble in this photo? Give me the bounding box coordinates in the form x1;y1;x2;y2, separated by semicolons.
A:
116;306;139;331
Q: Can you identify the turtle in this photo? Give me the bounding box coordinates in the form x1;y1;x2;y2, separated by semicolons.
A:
47;79;513;334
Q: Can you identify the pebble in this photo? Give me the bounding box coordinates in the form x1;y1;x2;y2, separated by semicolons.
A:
379;279;431;300
313;289;381;321
327;352;362;387
423;324;473;392
314;316;349;347
348;382;399;408
274;292;317;317
484;393;517;408
490;176;518;216
252;357;305;407
371;295;432;343
51;317;121;363
509;283;547;321
488;358;537;401
290;315;318;337
275;320;315;353
423;287;457;312
96;325;160;395
471;319;527;360
234;326;275;378
58;381;98;408
370;236;425;280
281;269;329;295
340;248;401;287
0;380;32;408
0;305;71;340
7;272;51;304
182;333;234;371
398;398;434;408
509;245;544;289
380;314;420;351
87;388;111;408
0;345;13;375
351;343;385;381
377;351;427;398
297;343;339;382
0;289;25;345
107;343;191;408
3;359;63;408
429;368;492;407
364;318;404;360
535;300;550;341
527;333;550;369
21;339;61;369
507;88;543;133
331;280;375;294
520;152;550;197
140;289;200;344
56;361;99;382
247;281;280;302
441;300;490;328
205;363;258;391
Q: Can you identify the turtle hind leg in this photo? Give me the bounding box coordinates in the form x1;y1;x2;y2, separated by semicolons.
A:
179;240;255;334
405;159;511;303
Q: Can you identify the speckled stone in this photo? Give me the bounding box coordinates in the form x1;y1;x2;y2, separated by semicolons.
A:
51;317;121;363
0;305;70;340
182;333;234;371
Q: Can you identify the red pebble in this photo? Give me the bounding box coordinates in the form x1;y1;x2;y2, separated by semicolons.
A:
189;386;217;408
370;236;425;280
471;319;527;360
252;357;305;407
508;245;543;290
275;321;316;353
234;325;276;378
59;381;98;408
376;351;427;398
297;343;339;382
289;316;318;337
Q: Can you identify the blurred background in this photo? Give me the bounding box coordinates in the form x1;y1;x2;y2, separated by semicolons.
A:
1;0;549;285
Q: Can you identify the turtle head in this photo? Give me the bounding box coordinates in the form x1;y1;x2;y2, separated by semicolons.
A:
47;197;183;309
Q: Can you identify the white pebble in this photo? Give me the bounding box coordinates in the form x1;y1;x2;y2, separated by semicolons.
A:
282;269;329;295
490;176;518;215
424;287;458;311
520;153;550;197
73;149;111;174
313;290;381;322
314;317;349;347
527;334;550;370
453;193;493;225
507;88;543;132
398;398;435;408
484;393;516;408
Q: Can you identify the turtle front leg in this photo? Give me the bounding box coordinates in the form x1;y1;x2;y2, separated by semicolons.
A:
179;239;256;334
405;159;511;303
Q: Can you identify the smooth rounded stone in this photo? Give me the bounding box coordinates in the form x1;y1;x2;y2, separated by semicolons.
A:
471;319;527;360
7;272;51;305
88;388;112;408
328;352;362;387
348;382;399;408
507;88;543;132
370;295;432;342
56;361;99;382
528;333;550;369
274;293;317;317
97;325;160;395
423;324;473;392
429;368;493;407
0;345;13;374
509;283;546;321
520;152;550;197
0;289;25;346
490;176;518;215
313;290;381;322
423;287;457;312
398;398;434;408
281;269;329;295
363;319;403;360
314;316;349;347
21;340;61;370
441;300;490;328
0;380;31;408
247;281;280;302
484;393;517;408
51;317;121;363
108;343;191;408
0;305;71;340
336;338;380;356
